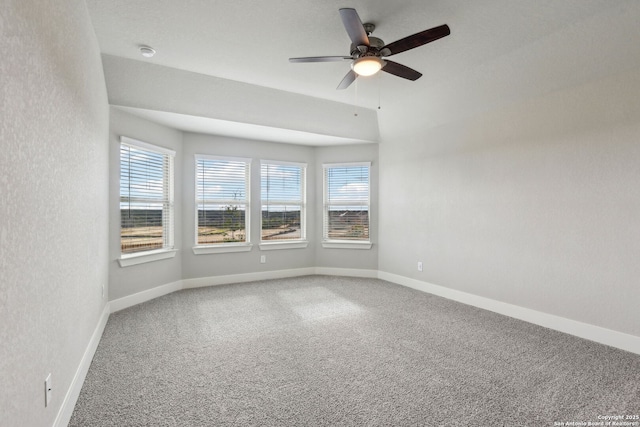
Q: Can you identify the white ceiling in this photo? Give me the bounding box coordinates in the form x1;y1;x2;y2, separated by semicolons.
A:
85;0;640;145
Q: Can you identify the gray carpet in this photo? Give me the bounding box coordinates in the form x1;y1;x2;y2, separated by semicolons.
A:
70;276;640;426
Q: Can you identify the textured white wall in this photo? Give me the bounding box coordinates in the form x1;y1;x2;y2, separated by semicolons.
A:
378;66;640;337
0;0;109;425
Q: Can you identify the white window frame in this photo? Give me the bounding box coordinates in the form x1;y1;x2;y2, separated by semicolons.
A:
322;162;372;250
193;154;252;255
118;136;176;267
259;160;308;251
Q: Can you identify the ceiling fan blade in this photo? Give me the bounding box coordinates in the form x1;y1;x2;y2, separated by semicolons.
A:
337;69;358;90
382;24;450;57
381;60;422;81
339;8;369;47
289;56;352;63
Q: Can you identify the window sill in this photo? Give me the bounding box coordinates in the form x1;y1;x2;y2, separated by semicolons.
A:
259;241;309;251
192;243;253;255
322;241;372;250
118;249;178;267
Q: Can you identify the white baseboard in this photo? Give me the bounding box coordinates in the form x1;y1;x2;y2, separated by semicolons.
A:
181;267;377;290
378;271;640;356
54;303;110;427
183;268;317;289
110;280;183;313
315;267;378;278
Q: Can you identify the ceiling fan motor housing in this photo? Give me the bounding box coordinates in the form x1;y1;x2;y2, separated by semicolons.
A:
350;35;385;58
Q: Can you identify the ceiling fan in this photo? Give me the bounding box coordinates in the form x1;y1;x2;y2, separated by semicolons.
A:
289;8;450;90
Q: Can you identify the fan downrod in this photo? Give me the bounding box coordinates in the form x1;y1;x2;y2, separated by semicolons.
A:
363;23;375;35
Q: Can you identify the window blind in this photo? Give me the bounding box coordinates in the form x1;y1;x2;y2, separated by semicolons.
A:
120;138;174;254
323;163;370;241
261;161;306;242
196;156;250;245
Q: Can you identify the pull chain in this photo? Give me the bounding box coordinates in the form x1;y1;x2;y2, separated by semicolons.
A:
377;73;381;110
354;78;359;116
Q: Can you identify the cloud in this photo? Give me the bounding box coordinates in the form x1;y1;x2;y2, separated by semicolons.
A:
329;182;369;202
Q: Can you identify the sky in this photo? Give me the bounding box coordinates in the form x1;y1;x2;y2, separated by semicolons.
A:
121;147;370;213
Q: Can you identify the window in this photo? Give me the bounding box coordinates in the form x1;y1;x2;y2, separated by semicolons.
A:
120;136;175;256
195;155;251;247
261;161;306;244
323;163;371;246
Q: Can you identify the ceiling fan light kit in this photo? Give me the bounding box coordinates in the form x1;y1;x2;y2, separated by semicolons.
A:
352;56;384;76
289;8;450;89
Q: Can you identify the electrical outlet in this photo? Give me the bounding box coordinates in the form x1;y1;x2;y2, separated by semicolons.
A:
417;261;423;272
260;255;266;264
45;374;52;407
